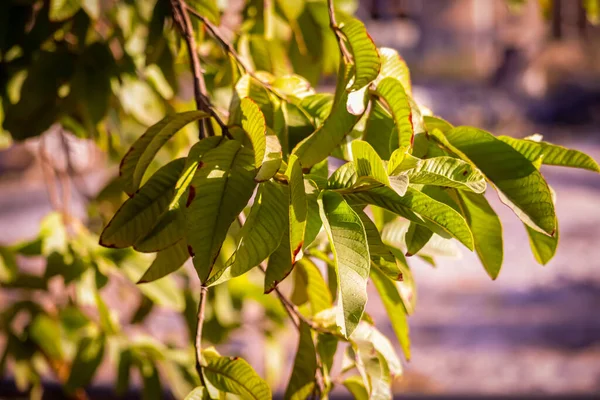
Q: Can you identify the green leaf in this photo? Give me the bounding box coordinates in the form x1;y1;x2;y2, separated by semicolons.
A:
375;47;411;94
264;155;307;292
452;190;503;279
65;335;105;393
363;100;395;160
318;191;370;338
343;376;369;400
119;111;210;195
138;240;189;283
49;0;81;22
230;75;274;128
139;359;162;400
340;18;381;90
355;209;403;281
276;0;305;21
187;0;220;24
373;77;414;149
100;159;185;249
423;115;454;134
406;156;487;193
185;140;257;283
351;321;402;377
240;98;267;169
116;349;133;396
207;181;287;286
292;63;365;168
284;322;318;400
134;207;185;252
255;135;283;182
405;223;433;256
184;387;210;400
438;126;556;235
29;314;62;360
352;141;409;196
294;258;332;315
202;352;271;400
371;266;411;360
498;135;600;173
347;187;474;250
526;222;559;265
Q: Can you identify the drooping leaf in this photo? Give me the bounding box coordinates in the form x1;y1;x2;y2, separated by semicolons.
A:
65;335;105;393
240;98;267;169
451;190;503;279
29;314;63;360
264;155;307;292
138;240;189;283
346;187;474;250
185;140;257;283
207;181;287;286
255;135;283;182
405;223;433;256
284;322;318;400
351;321;402;377
405;156;487;193
436;127;556;235
339;18;381;90
318;191;370;338
292;63;365;168
187;0;220;25
498;135;600;173
370;267;410;360
116;349;133;396
184;387;210;400
202;352;271;400
375;47;411;94
526;222;559;265
294;258;332;315
100;159;186;249
373;77;414;149
49;0;81;22
134;207;185;252
363;100;395;160
120;111;210;195
343;376;369;400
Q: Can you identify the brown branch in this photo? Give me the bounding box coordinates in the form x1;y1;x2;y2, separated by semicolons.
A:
327;0;352;63
184;5;289;102
195;285;209;384
170;0;227;138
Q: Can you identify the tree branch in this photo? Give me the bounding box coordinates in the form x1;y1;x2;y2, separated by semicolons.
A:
170;0;227;138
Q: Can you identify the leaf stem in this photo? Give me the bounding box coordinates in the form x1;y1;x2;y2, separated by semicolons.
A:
327;0;353;63
170;0;227;138
195;285;209;384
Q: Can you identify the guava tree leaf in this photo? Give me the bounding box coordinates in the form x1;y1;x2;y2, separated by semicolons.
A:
264;155;307;292
255;135;282;182
207;181;287;286
202;352;271;400
29;314;63;360
373;77;414;149
120;111;210;195
184;387;210;400
375;47;411;94
292;63;365;168
423;115;453;134
318;191;370;338
284;322;317;400
371;267;411;360
526;222;559;265
362;100;395;159
405;223;433;256
65;335;105;393
294;258;332;315
354;209;403;281
187;0;220;24
240;98;267;169
438;126;556;235
138;240;189;283
100;159;185;249
352;141;408;196
406;156;487;193
134;207;185;252
351;322;402;377
343;376;369;400
346;187;474;250
452;190;503;279
49;0;81;22
185;140;257;283
230;75;274;127
498;136;600;173
340;18;381;90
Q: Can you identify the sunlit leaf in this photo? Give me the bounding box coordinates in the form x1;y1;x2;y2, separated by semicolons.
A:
65;335;105;393
526;222;559;265
284;322;317;400
373;77;414;149
49;0;81;22
340;18;380;90
343;375;369;400
405;222;433;256
405;156;487;193
138;240;189;283
375;47;411;94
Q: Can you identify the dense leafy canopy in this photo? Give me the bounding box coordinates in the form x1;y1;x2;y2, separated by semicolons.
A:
0;0;598;399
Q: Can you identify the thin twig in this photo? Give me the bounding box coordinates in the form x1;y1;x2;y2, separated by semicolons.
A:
195;285;208;385
184;5;289;102
170;0;227;137
327;0;352;62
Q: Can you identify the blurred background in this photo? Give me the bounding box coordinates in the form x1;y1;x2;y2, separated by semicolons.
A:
1;0;600;398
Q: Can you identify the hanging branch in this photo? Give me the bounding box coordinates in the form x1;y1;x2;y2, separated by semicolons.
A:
170;0;227;138
194;285;209;384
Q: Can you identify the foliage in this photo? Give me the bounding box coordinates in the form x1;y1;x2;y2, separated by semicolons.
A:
1;0;599;399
